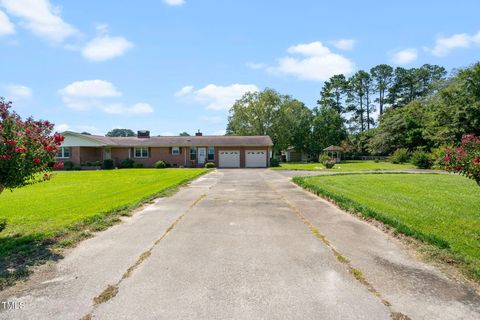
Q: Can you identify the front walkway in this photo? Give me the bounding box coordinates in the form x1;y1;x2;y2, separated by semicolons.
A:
0;170;478;319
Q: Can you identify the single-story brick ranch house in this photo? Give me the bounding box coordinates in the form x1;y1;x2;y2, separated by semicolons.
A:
57;131;273;168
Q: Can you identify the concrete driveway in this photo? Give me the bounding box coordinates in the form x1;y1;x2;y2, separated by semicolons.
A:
1;169;479;319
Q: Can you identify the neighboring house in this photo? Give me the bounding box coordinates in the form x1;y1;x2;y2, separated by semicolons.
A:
57;131;273;168
281;147;312;162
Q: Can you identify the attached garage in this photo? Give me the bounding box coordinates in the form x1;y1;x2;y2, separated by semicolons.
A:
219;150;240;168
245;150;267;168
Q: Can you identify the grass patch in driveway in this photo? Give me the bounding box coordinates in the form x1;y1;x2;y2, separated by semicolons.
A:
272;160;416;171
293;173;480;281
0;168;208;289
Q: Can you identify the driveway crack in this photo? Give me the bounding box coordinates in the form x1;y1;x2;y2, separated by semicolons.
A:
79;193;207;320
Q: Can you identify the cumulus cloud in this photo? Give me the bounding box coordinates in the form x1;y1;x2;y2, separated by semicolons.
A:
174;85;194;97
82;26;133;61
178;83;259;110
430;31;480;56
0;0;78;43
59;80;153;115
0;10;14;35
267;41;355;81
3;84;32;101
163;0;185;6
330;39;356;51
390;48;418;65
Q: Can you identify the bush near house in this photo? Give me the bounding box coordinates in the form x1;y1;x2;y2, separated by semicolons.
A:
103;159;114;170
269;158;280;167
63;161;74;171
133;162;144;168
204;162;215;168
155;160;168;169
120;158;135;168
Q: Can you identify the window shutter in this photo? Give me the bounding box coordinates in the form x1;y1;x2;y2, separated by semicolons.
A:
169;147;172;154
149;147;151;158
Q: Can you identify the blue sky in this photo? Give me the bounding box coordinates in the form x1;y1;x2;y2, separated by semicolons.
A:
0;0;479;136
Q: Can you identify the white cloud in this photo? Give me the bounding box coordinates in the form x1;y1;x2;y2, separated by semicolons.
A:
267;41;355;81
431;31;480;56
390;48;418;65
0;10;14;35
103;102;154;115
246;62;267;70
0;0;78;43
60;80;121;100
163;0;185;6
3;84;32;101
179;84;259;110
174;85;194;97
330;39;356;51
59;80;153;115
82;34;133;61
55;123;70;132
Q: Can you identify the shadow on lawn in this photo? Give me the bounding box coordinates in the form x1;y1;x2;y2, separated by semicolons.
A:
0;234;63;290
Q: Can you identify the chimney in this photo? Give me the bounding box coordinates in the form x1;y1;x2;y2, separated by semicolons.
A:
195;130;203;136
137;130;150;138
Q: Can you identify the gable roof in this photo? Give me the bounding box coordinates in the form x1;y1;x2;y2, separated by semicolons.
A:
323;145;343;152
62;131;273;147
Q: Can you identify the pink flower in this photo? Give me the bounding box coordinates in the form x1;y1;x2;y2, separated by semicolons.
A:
32;158;41;164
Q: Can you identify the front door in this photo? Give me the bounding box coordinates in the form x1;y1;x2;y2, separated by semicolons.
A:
104;147;111;160
198;147;206;165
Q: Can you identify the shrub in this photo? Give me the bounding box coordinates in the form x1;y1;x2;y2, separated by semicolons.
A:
270;158;280;167
444;134;480;186
411;151;433;169
431;146;450;169
93;160;102;167
133;162;144;168
319;154;330;163
155;160;167;169
121;158;135;168
103;159;115;170
204;162;215;168
63;161;74;171
0;98;64;193
73;165;82;171
319;153;335;169
390;148;410;164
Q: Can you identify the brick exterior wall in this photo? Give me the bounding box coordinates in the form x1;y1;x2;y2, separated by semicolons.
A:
58;145;271;168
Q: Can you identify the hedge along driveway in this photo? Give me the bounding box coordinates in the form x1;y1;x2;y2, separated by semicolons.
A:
0;169;208;287
293;173;480;280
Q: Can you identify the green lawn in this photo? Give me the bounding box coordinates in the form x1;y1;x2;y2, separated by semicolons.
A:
0;168;207;287
272;160;416;171
293;173;480;279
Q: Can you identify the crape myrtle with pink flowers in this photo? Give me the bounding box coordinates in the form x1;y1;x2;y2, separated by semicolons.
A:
444;134;480;186
0;98;64;193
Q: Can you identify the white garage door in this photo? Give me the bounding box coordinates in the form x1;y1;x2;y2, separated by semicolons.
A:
246;150;267;168
219;150;240;168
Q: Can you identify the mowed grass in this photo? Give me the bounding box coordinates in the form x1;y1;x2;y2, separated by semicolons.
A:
294;173;480;279
0;169;207;287
273;160;416;171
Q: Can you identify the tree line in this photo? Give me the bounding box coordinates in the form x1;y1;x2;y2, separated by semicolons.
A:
227;61;480;159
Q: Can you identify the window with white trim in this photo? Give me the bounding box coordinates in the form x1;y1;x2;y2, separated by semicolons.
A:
56;147;70;158
190;147;197;161
134;147;149;158
172;147;180;155
207;146;215;161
